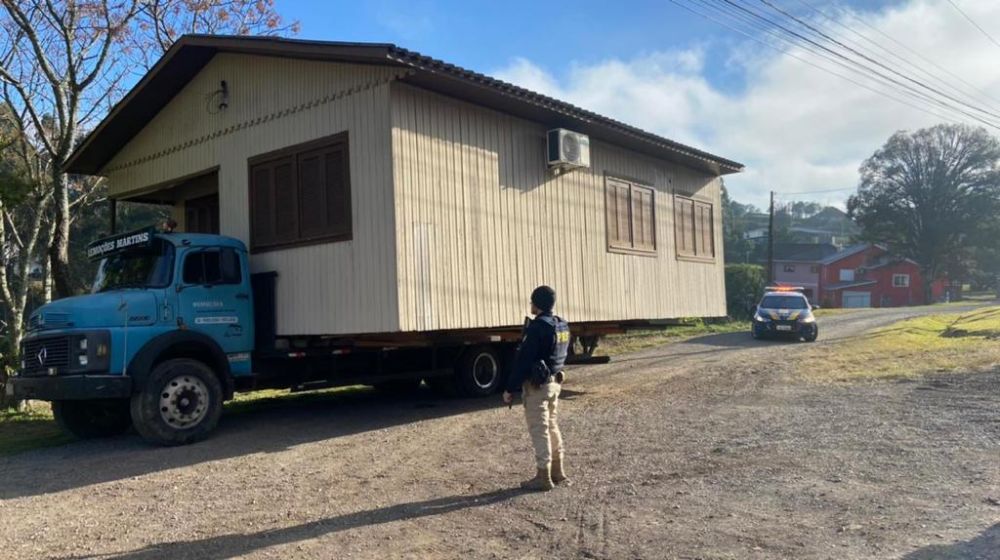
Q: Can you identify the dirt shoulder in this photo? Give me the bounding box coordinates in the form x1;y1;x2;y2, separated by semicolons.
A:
0;305;997;560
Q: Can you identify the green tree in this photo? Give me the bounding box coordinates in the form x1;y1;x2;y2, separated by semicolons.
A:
0;0;296;299
848;124;1000;303
725;264;766;319
721;183;761;263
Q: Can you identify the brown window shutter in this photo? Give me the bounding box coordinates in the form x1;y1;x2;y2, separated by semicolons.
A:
631;186;655;251
250;164;274;247
607;179;632;248
616;184;632;247
297;149;326;239
272;158;297;243
326;145;351;238
694;201;714;258
674;195;695;256
605;181;619;246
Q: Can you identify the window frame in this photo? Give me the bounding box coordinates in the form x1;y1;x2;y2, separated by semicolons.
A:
181;248;242;286
604;176;657;256
839;268;855;282
673;194;716;263
247;132;352;253
892;273;910;288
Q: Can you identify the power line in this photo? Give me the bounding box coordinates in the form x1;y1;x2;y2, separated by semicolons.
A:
946;0;1000;51
819;0;1000;109
748;0;1000;126
776;187;857;196
793;0;1000;115
670;0;970;126
678;0;1000;129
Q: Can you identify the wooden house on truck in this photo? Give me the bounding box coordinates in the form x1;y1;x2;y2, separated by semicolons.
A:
67;35;743;344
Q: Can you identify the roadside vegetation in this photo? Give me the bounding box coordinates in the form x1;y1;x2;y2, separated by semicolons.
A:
0;406;69;456
801;306;1000;382
600;319;749;356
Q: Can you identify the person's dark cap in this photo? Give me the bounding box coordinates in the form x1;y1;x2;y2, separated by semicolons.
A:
531;285;556;312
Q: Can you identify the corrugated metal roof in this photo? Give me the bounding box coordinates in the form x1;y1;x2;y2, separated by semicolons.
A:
66;34;745;176
823;280;877;291
818;243;875;265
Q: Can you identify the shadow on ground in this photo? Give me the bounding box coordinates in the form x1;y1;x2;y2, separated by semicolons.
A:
58;487;528;560
0;387;505;500
902;523;1000;560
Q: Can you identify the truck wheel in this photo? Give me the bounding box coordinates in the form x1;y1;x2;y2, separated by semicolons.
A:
52;400;131;439
455;346;505;397
130;358;223;446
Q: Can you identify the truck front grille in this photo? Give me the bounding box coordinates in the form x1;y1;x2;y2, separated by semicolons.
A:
21;336;72;375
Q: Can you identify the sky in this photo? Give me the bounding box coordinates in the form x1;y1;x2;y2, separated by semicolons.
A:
277;0;1000;208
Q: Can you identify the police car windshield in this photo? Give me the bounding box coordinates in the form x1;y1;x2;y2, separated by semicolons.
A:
760;295;809;310
92;239;174;293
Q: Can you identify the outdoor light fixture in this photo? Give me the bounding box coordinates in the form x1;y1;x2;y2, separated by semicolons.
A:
218;80;229;111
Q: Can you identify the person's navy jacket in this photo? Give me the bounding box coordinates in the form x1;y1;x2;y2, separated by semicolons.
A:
507;312;570;393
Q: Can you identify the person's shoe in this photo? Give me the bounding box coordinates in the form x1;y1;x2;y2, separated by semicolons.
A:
520;468;554;491
551;457;570;485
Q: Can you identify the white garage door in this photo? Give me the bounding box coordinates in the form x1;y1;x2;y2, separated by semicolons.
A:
842;291;871;308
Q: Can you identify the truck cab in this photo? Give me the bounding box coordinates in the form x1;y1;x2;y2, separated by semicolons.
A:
9;227;254;444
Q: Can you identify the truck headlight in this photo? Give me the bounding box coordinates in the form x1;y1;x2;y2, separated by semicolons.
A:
78;354;89;366
79;338;88;351
754;312;771;323
799;314;816;323
96;343;108;357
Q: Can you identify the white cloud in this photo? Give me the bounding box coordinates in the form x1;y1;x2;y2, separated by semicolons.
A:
493;0;1000;208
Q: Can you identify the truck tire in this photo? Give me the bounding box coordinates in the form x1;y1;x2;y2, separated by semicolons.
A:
455;346;505;397
130;358;223;446
52;400;131;439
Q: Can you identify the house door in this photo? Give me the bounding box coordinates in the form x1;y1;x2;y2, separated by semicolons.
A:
185;193;219;234
842;291;871;308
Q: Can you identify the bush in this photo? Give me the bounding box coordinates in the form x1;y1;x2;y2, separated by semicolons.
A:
725;264;766;319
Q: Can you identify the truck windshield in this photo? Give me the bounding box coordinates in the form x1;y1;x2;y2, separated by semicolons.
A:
92;239;174;293
759;295;809;309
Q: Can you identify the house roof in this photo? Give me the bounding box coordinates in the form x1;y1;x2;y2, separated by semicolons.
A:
818;243;876;265
66;34;745;177
773;243;840;262
823;280;877;291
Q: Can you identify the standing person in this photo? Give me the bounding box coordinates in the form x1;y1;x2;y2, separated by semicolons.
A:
502;285;571;491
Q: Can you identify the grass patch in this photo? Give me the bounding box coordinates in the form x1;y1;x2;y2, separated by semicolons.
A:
813;308;855;317
601;319;749;356
0;403;71;456
801;306;1000;382
225;385;370;415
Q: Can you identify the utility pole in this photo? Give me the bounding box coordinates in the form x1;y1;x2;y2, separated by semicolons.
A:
767;190;775;286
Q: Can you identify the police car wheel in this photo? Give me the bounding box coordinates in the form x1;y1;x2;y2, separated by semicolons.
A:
805;326;818;342
455;346;505;397
130;358;223;446
52;399;131;439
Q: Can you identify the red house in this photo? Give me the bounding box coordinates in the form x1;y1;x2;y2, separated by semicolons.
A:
773;244;948;308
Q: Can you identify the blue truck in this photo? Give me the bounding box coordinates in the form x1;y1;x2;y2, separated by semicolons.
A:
8;226;610;445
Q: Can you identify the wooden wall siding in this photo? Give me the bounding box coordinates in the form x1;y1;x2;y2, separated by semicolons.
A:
390;83;725;332
103;54;404;335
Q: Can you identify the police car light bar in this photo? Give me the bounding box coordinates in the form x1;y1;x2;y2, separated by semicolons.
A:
764;286;805;293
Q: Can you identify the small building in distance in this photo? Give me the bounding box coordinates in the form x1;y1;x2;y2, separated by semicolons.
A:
772;243;948;308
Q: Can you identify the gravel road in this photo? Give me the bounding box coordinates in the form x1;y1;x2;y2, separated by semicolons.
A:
0;304;997;560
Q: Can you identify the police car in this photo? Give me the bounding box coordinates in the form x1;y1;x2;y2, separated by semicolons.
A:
750;287;819;342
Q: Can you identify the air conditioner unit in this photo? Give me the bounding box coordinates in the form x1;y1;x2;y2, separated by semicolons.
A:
547;128;591;171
